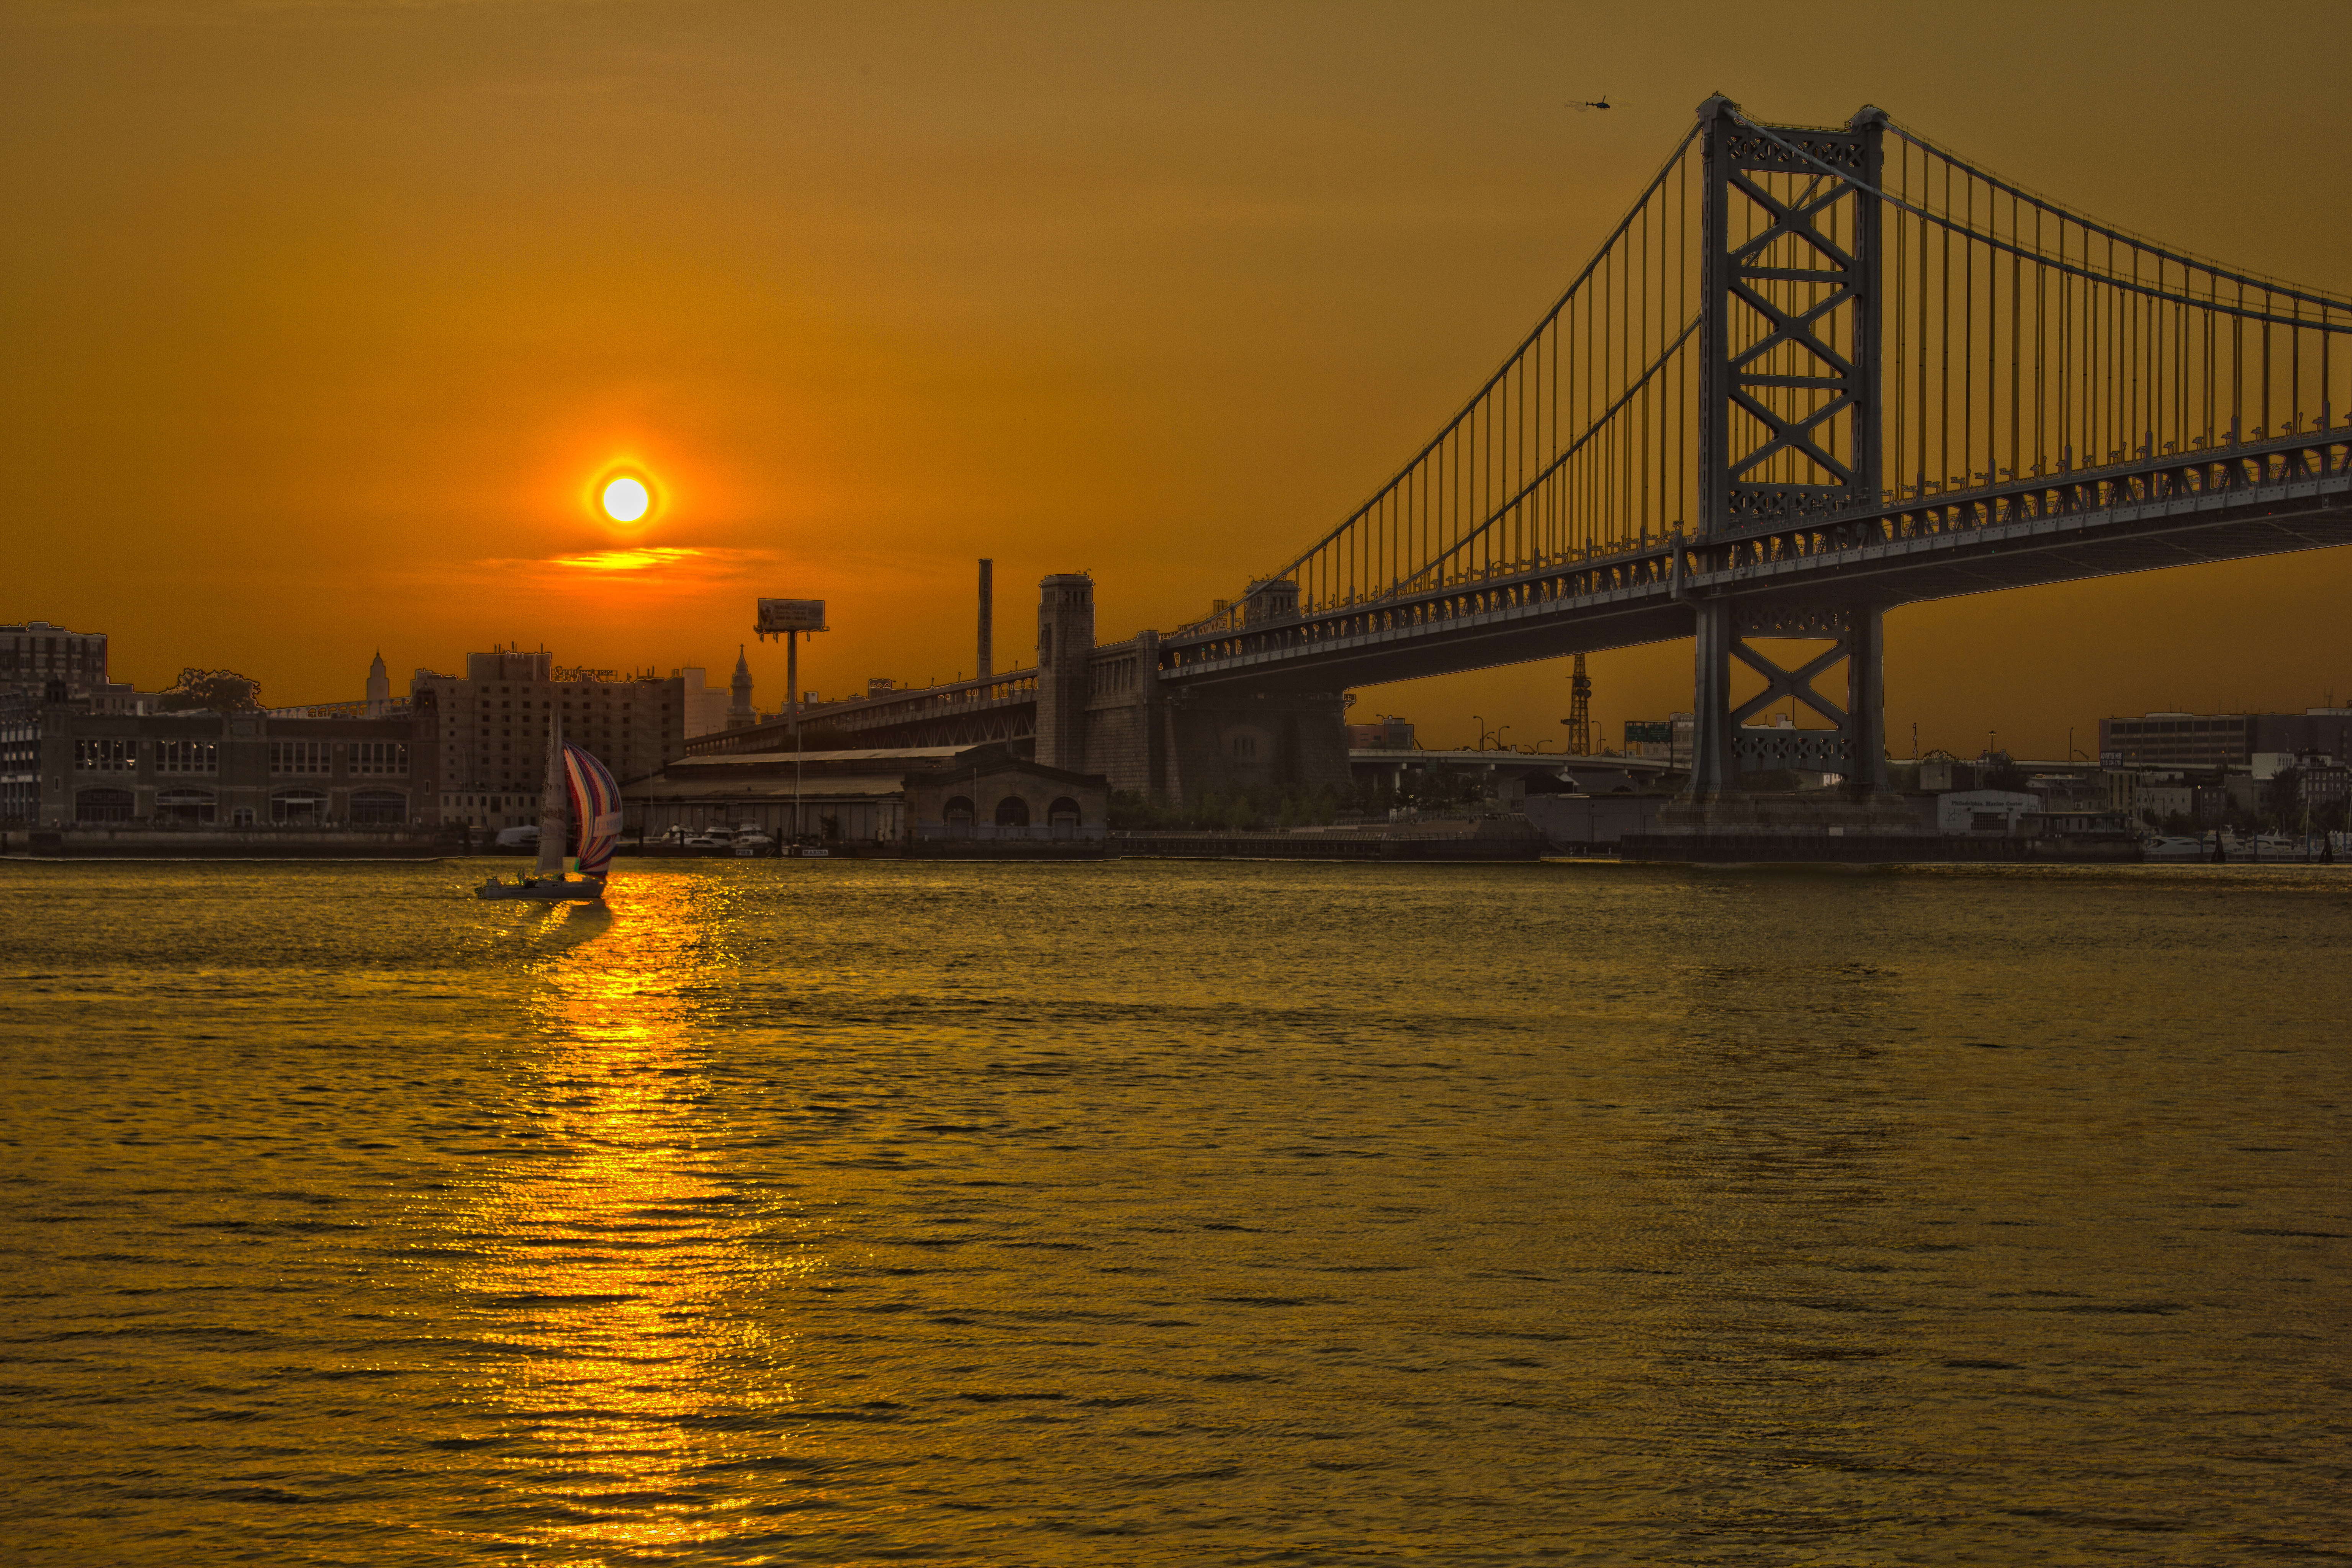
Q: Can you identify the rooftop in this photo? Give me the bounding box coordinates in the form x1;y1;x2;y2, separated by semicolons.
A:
669;745;978;769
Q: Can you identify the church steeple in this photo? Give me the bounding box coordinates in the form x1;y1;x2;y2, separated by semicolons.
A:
727;644;755;729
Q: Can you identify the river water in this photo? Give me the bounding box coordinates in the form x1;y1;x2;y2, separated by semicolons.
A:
1;858;2344;1565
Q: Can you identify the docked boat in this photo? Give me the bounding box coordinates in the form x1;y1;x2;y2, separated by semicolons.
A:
476;718;624;902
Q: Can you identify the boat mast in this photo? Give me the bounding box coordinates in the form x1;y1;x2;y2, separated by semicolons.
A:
535;706;566;876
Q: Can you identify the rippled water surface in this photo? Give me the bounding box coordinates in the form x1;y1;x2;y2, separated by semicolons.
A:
1;857;2345;1565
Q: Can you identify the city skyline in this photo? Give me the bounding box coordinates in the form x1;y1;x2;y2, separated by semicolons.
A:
7;2;2350;756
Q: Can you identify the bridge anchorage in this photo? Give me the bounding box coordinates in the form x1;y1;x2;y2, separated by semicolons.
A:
697;95;2352;841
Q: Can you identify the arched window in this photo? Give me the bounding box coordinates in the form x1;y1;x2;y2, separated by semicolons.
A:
994;795;1031;828
75;787;133;824
350;789;407;826
943;796;976;839
1048;797;1081;838
155;787;216;826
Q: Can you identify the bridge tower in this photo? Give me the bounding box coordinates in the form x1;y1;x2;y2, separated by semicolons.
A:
1689;96;1893;801
1035;572;1094;771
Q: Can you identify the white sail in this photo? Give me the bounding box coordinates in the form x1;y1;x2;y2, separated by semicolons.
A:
534;709;567;875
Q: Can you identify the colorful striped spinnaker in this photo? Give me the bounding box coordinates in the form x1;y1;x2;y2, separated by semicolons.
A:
562;744;625;878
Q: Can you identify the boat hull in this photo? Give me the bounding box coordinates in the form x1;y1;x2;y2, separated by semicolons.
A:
475;876;605;902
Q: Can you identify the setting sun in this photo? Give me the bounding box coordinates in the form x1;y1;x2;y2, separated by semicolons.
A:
601;476;650;523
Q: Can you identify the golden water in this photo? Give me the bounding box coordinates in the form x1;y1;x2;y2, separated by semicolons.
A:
2;858;2345;1564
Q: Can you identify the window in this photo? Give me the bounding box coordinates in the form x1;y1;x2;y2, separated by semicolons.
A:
75;787;134;822
155;739;218;773
994;795;1031;828
269;741;331;774
155;788;216;825
349;789;406;826
351;741;407;775
74;737;136;772
1232;736;1258;758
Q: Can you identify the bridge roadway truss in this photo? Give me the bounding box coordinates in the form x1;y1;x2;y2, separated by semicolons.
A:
697;96;2352;805
1157;427;2352;782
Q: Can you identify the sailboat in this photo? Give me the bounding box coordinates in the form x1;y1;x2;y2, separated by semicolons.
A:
475;713;624;902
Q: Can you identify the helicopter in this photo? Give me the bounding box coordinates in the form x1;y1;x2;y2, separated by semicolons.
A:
1567;95;1615;112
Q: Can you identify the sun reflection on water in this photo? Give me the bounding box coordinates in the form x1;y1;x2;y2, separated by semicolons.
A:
440;875;818;1559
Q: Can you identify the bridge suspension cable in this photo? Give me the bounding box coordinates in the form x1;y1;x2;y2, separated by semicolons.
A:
1219;124;1709;626
1211;102;2352;632
1807;112;2352;508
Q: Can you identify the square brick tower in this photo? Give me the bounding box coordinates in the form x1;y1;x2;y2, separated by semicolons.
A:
1035;573;1094;771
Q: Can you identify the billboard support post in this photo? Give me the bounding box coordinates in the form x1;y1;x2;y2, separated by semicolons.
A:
755;598;829;847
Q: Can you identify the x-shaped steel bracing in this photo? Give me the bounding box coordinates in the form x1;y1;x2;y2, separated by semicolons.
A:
1726;171;1863;492
1729;635;1850;734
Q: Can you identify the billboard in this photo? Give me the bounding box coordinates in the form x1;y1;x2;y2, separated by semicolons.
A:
1624;719;1675;744
756;598;828;637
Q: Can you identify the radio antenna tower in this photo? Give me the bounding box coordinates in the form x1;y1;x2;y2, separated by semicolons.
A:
1565;653;1594;756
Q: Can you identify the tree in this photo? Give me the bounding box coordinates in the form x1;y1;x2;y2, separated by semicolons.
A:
1981;750;2030;793
2267;765;2304;821
155;668;261;713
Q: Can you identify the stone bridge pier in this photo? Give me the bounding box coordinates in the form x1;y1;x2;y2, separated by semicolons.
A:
1033;573;1351;808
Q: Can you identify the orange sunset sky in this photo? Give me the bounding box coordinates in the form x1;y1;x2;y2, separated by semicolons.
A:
6;0;2349;756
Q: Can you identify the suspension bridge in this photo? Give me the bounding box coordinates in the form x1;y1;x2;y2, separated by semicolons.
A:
699;96;2352;808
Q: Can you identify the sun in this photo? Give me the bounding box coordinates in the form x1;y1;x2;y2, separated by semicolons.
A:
601;476;650;523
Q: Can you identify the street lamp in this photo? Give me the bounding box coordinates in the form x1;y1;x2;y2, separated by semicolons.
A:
1472;714;1487;751
1493;724;1512;753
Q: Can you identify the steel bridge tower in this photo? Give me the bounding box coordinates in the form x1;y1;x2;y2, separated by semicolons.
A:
1689;96;1891;800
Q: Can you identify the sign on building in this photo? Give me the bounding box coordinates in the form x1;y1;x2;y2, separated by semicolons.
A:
755;599;828;637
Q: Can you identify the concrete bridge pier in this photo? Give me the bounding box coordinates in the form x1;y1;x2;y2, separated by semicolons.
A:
1031;572;1352;808
1160;688;1352;810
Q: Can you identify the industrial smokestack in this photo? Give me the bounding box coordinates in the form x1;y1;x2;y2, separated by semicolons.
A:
977;558;994;681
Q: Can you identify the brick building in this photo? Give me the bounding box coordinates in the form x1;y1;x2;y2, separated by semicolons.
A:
413;647;689;831
1;621;147;713
622;741;1108;844
2098;709;2352;768
23;699;435;827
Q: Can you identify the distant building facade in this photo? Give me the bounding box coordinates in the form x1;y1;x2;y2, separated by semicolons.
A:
677;667;732;738
2;695;38;822
2098;709;2352;768
412;647;687;831
21;699;435;827
623;741;1108;844
2296;761;2352;811
1936;790;2041;834
1;621;147;713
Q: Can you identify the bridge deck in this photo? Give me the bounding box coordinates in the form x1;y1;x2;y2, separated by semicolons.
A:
1160;432;2352;691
